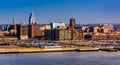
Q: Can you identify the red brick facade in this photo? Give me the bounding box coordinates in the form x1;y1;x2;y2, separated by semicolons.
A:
30;24;44;38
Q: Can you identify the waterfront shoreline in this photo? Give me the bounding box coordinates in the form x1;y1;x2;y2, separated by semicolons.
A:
0;47;76;54
0;47;118;54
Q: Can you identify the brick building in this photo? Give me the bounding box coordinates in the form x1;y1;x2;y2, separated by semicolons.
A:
29;24;44;38
72;30;83;40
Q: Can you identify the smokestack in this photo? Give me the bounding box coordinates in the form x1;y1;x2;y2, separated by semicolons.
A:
13;17;17;30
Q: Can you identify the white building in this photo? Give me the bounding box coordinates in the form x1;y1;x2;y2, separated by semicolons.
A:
50;22;66;29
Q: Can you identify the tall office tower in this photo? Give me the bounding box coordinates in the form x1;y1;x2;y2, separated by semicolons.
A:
13;18;17;30
70;18;76;29
29;13;36;25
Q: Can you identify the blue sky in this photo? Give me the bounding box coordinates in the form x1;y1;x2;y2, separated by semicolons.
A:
0;0;120;24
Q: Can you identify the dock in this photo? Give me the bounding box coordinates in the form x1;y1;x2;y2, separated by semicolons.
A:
76;48;99;52
100;47;118;52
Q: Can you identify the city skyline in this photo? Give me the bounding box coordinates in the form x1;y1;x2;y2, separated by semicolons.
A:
0;0;120;24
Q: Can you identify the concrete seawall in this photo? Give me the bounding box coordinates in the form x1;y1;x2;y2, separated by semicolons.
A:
0;47;117;54
0;47;76;53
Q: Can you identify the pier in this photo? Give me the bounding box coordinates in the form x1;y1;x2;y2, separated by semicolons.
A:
100;47;118;52
76;48;99;52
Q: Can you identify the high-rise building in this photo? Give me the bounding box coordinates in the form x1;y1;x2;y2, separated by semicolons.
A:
45;29;72;40
29;13;36;25
29;23;44;38
70;18;76;29
53;29;72;40
17;24;28;40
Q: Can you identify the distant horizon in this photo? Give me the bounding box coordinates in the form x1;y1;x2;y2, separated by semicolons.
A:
0;0;120;24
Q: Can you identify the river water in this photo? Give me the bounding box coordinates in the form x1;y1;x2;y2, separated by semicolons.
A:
0;51;120;65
